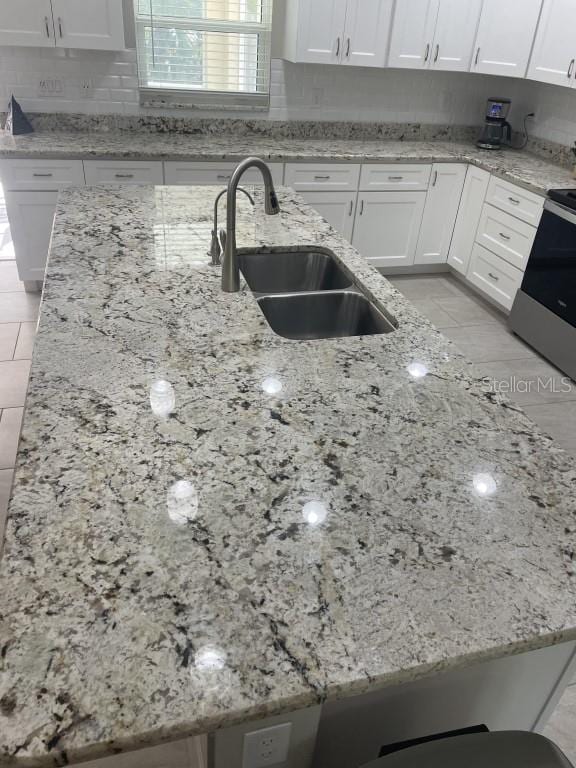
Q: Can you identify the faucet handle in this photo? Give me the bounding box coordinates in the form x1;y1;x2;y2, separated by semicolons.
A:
218;228;227;255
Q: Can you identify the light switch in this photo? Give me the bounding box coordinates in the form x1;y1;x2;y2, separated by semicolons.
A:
242;722;292;768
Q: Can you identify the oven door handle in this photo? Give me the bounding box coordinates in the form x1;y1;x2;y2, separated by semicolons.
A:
544;199;576;225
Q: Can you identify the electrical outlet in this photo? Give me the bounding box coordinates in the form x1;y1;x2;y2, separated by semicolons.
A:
37;79;62;96
80;78;94;98
242;723;292;768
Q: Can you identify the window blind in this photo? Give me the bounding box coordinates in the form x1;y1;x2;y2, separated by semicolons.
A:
135;0;273;105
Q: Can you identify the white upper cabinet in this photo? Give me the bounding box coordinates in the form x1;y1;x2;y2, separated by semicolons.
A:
388;0;439;69
284;0;348;65
431;0;483;72
528;0;576;88
388;0;481;72
0;0;55;47
0;0;124;50
283;0;393;67
50;0;125;51
471;0;543;78
341;0;394;67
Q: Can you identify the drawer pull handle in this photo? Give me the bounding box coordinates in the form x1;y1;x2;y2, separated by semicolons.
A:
499;232;511;241
33;172;53;177
568;59;575;78
314;175;331;180
434;44;439;63
488;272;500;282
360;199;365;216
44;16;51;38
335;37;340;57
346;37;351;58
388;176;404;181
424;43;430;62
348;200;353;216
475;46;480;66
217;174;231;180
432;170;438;186
58;16;63;38
115;173;134;179
508;197;520;205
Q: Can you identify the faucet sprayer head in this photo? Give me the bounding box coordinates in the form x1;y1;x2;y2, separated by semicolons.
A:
265;189;281;216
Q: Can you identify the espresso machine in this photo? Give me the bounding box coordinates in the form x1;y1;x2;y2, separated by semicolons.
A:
477;97;512;150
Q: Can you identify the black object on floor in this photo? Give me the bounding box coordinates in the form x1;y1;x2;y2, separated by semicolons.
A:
378;723;489;757
363;730;573;768
4;95;34;135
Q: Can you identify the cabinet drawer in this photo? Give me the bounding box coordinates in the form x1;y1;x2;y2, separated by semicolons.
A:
359;164;432;191
485;176;544;226
0;159;85;191
284;163;360;192
467;243;524;311
84;161;164;185
164;162;284;186
476;204;536;270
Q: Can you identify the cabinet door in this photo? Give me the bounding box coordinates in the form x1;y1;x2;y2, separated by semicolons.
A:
300;192;357;241
472;0;543;77
387;0;439;69
0;0;54;47
431;0;482;72
415;164;466;265
51;0;125;50
447;165;490;276
352;192;426;268
5;191;58;284
342;0;394;68
294;0;347;64
528;0;576;87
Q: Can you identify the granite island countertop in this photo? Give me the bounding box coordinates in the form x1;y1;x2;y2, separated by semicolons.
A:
1;184;576;767
0;129;574;195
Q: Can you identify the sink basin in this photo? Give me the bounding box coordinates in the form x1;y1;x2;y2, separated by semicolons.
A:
257;291;395;340
239;248;352;294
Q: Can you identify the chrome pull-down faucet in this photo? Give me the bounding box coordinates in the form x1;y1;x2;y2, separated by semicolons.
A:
221;157;280;292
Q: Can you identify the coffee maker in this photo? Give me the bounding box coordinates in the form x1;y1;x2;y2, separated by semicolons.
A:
477;97;512;150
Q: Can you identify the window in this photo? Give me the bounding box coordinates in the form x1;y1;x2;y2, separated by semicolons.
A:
135;0;273;106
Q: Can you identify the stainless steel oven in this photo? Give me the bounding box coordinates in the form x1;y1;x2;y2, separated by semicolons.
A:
509;191;576;381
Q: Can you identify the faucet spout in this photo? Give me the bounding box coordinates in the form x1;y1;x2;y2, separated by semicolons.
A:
222;157;280;292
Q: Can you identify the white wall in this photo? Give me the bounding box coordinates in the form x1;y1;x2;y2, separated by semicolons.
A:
0;40;574;148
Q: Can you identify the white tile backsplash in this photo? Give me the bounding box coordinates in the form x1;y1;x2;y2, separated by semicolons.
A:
0;45;574;148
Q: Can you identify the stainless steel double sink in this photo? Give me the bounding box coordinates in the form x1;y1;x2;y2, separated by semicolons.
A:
238;247;396;341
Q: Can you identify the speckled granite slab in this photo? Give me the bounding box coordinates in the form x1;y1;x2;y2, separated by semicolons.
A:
1;185;576;767
0;131;574;195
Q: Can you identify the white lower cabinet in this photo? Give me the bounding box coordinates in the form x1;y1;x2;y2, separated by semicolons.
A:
447;165;490;275
84;160;164;185
352;191;426;268
414;163;466;265
165;161;284;186
4;190;59;284
476;203;537;271
467;242;524;311
299;191;357;240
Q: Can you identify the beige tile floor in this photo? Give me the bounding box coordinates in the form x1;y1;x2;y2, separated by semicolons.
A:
0;213;575;763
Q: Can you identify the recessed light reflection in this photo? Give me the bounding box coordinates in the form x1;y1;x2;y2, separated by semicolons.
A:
150;379;175;417
262;376;283;395
167;480;199;524
407;362;428;379
194;645;227;671
302;500;328;527
473;473;497;497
